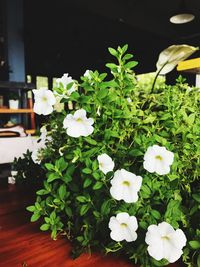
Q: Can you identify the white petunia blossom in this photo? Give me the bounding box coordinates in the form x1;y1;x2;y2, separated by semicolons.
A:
97;153;114;174
33;88;56;115
63;109;94;138
83;70;92;80
143;145;174;175
109;212;138;242
31;142;46;164
56;73;77;96
110;169;142;203
145;222;187;263
8;171;18;184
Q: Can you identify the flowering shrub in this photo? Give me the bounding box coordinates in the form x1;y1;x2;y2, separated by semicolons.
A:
13;45;200;266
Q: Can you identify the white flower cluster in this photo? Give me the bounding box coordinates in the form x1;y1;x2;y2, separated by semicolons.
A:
32;72;186;264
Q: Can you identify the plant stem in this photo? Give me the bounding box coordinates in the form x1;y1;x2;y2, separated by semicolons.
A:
151;62;168;93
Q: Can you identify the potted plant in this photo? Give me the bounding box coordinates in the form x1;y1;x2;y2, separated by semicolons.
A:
8;91;20;109
12;45;200;267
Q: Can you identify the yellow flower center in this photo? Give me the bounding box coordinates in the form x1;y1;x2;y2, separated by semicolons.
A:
120;223;128;227
76;118;83;122
155;155;163;161
161;235;170;240
42;96;48;102
122;181;130;187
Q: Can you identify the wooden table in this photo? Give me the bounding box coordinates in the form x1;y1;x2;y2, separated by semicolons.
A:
0;182;182;267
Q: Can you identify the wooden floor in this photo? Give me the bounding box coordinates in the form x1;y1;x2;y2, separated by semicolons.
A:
0;181;182;267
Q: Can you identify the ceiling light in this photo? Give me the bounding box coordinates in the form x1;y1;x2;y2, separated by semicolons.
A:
170;13;195;24
169;0;195;24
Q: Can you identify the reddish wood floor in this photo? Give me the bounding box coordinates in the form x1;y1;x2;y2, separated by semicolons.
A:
0;182;182;267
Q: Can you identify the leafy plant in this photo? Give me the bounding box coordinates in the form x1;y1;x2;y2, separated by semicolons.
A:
14;45;200;266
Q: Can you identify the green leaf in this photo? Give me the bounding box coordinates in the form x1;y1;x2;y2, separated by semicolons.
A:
197;254;200;267
108;47;118;57
76;196;88;203
97;88;108;99
82;168;92;174
30;213;41;222
93;181;103;190
84;137;97;145
40;224;50;231
121;44;128;54
101;200;111;215
56;157;68;172
106;63;118;70
26;205;35;212
65;206;72;217
83;178;92;188
189;240;200;249
36;189;49;195
50;211;56;221
122;54;133;61
62;173;72;183
192;194;200;203
58;185;67;199
45;163;54;171
128;149;143;157
47;173;60;182
124;61;138;69
80;204;90;216
151;209;161;220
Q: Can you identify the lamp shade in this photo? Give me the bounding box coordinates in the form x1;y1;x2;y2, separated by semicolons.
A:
170;13;195;24
169;0;195;24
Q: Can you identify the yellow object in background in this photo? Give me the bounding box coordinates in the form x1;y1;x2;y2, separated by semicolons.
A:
177;58;200;74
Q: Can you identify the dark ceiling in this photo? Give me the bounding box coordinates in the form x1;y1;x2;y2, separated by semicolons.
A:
24;0;200;80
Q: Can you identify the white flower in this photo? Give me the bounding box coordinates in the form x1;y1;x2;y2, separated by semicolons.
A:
83;70;92;79
145;222;187;263
127;97;132;103
63;109;94;138
143;145;174;175
8;176;15;184
97;153;114;174
33;88;56;115
110;169;142;203
109;212;138;242
56;73;77;96
39;126;47;141
31;141;46;164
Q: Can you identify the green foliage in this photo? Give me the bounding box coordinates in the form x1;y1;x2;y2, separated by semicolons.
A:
15;45;200;266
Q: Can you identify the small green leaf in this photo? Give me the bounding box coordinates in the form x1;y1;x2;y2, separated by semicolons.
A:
151;209;161;220
106;63;118;70
85;137;97;145
121;44;128;54
93;181;103;190
197;254;200;267
76;196;88;203
36;189;49;195
83;178;92;188
45;163;54;171
26;205;35;212
97;88;108;99
40;224;50;231
80;204;90;216
65;206;72;217
101;200;111;215
108;47;118;57
58;185;67;199
189;240;200;249
192;194;200;203
82;168;92;174
47;173;60;182
30;213;41;222
124;61;138;69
